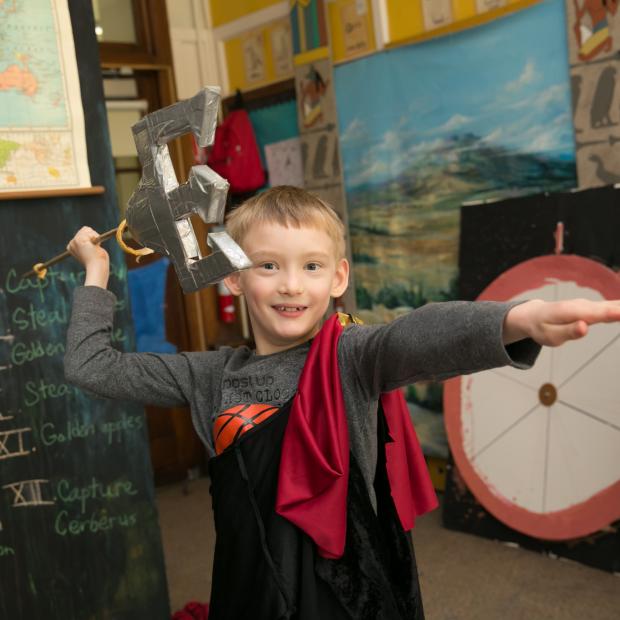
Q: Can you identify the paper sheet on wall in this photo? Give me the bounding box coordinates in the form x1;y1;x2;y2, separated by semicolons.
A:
271;23;293;77
564;0;620;188
243;31;266;83
0;0;91;191
476;0;506;12
264;137;304;188
421;0;453;31
341;2;371;57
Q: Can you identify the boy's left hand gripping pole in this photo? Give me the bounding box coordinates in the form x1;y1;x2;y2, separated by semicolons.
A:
23;228;119;280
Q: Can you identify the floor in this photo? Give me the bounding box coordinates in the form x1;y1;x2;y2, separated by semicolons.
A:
156;477;620;619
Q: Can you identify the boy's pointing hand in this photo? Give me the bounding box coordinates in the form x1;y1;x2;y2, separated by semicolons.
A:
503;298;620;347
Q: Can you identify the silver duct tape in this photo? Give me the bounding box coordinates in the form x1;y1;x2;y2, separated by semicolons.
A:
207;231;253;271
125;87;251;293
176;219;200;259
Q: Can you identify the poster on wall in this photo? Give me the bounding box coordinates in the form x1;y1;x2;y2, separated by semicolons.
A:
421;0;453;31
0;0;91;192
242;31;266;83
295;59;337;130
265;137;304;187
271;22;293;77
340;1;371;57
333;0;576;441
565;0;620;187
295;59;343;202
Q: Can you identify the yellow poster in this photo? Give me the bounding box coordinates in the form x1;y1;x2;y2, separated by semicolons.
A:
421;0;453;31
476;0;507;13
340;2;371;57
243;31;267;83
271;22;293;76
384;0;540;47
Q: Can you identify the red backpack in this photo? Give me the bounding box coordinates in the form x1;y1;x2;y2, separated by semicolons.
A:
207;109;265;194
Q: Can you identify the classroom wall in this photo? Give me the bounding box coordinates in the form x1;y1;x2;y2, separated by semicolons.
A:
163;0;580;316
163;0;576;310
187;0;543;97
169;0;576;314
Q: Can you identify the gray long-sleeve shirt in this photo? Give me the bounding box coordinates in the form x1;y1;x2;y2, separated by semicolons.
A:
65;286;540;504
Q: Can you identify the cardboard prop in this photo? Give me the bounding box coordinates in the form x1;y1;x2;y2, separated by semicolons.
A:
444;254;620;541
443;188;620;572
126;87;251;293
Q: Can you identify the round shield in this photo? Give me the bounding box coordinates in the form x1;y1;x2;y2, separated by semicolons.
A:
444;254;620;540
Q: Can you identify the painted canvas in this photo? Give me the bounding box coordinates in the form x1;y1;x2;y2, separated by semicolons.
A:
333;0;577;453
335;0;576;320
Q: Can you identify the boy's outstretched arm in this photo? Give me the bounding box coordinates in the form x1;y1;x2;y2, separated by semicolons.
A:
64;227;201;408
340;296;620;398
504;298;620;347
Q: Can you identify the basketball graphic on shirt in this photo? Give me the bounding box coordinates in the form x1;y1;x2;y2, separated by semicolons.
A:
214;403;280;454
444;255;620;540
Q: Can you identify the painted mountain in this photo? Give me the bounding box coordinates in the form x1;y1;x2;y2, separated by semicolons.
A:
348;134;576;318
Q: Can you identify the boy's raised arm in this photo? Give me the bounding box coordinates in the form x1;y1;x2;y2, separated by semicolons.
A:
65;287;193;407
64;227;193;407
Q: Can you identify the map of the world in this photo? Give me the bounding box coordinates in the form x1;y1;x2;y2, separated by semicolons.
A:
0;0;90;191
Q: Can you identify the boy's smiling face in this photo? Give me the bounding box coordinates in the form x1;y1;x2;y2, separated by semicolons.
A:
224;221;349;356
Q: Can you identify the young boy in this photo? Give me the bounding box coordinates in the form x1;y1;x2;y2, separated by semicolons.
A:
65;186;620;619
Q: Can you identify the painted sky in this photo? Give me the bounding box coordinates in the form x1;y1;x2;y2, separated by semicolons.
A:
334;0;575;190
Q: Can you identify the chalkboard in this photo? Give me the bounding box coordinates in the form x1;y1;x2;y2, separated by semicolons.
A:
0;1;170;618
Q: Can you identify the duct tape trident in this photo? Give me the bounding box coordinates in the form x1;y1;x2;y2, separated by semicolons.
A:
125;87;251;293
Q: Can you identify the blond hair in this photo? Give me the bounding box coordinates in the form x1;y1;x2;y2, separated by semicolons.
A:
225;186;346;258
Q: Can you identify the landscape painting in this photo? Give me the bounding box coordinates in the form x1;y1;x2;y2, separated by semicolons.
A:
335;0;576;319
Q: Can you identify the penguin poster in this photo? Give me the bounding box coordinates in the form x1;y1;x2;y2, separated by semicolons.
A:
566;0;620;187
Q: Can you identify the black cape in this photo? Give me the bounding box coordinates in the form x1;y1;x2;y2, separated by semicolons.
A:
208;398;425;619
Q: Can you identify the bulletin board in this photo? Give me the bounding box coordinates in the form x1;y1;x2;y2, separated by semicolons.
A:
223;17;294;93
328;0;377;63
383;0;542;47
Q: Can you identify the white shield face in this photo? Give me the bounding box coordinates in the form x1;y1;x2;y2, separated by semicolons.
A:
464;279;620;514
